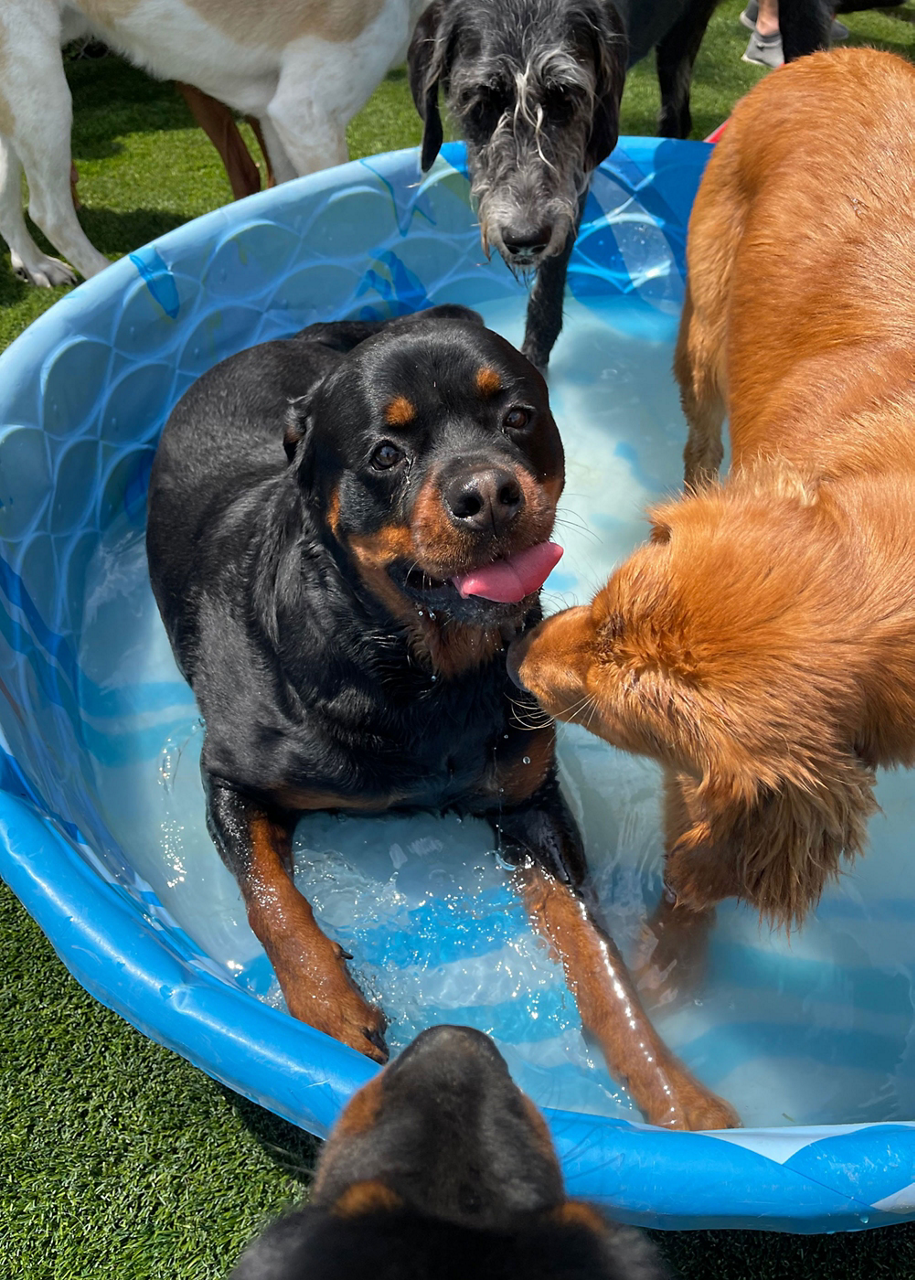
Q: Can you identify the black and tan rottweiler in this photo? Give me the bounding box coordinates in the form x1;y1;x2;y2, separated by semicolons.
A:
229;1025;666;1279
146;307;734;1130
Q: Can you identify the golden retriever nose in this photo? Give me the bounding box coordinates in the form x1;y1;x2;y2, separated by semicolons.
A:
444;467;523;533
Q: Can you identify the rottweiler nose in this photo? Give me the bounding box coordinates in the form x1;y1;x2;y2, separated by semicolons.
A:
444;468;523;533
502;224;552;258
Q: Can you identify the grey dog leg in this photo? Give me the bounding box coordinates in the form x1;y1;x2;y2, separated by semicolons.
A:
521;230;575;371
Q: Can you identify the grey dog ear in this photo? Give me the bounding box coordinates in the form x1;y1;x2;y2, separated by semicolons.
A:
408;0;450;171
580;0;628;171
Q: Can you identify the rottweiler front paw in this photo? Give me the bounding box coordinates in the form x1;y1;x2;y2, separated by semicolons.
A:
648;1080;740;1131
286;973;389;1065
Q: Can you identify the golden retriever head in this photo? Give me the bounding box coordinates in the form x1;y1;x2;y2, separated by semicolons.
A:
510;477;878;927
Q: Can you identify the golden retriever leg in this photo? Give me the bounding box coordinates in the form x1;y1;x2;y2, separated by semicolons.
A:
675;284;726;487
635;768;724;1005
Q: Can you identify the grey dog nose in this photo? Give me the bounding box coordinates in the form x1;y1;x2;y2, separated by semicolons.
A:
502;225;552;257
444;467;524;533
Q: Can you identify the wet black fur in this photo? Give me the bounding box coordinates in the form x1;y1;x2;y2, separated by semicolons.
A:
146;304;598;1064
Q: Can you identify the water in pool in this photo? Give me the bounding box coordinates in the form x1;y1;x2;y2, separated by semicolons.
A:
77;294;915;1129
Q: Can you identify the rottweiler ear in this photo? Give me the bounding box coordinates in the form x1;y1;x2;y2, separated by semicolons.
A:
582;0;628;171
284;399;313;465
408;0;449;171
284;396;319;496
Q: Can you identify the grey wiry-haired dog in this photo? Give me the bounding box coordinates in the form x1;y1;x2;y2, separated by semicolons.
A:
408;0;833;369
409;0;626;370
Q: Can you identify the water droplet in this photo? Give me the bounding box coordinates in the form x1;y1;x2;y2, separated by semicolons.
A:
522;756;531;765
503;734;509;739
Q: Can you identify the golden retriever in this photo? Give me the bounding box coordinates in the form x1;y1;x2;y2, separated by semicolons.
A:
510;47;915;987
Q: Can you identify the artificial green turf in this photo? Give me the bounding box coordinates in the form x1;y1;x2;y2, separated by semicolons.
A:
6;5;915;1277
1;880;319;1280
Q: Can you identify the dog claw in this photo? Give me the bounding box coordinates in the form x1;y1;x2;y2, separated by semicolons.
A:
363;1026;390;1064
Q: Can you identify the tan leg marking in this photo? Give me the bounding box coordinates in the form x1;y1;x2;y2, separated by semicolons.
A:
242;815;387;1062
514;864;738;1130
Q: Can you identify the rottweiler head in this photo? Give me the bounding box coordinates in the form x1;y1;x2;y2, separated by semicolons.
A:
230;1025;665;1280
285;312;565;655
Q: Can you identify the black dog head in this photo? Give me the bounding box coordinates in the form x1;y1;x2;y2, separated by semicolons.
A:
408;0;627;270
229;1026;665;1280
285;310;565;632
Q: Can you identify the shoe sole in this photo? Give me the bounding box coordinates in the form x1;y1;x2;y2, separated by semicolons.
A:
741;52;784;68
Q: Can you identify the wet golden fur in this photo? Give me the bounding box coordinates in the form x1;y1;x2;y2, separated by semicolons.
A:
513;48;915;929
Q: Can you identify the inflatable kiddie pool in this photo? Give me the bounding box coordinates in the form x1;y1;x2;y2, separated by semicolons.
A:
2;139;915;1233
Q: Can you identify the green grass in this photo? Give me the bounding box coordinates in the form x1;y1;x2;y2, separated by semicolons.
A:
5;6;915;1277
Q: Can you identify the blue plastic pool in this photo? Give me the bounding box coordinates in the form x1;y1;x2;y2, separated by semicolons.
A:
2;139;914;1232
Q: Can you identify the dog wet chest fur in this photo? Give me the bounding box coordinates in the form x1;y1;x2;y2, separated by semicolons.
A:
191;489;552;811
232;639;551;814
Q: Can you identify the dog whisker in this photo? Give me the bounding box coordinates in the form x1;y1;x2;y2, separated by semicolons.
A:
553;511;602;546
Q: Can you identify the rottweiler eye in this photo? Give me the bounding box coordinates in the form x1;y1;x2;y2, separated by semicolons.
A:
503;406;532;432
371;441;405;470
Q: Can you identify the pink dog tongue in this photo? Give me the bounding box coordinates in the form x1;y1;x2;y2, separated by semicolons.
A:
451;542;563;603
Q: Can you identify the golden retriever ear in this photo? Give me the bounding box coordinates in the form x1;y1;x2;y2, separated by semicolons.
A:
668;748;878;929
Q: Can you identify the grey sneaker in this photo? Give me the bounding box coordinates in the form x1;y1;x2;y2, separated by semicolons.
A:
742;29;784;69
741;2;849;42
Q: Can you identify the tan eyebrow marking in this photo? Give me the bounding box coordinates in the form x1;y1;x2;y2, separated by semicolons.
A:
384;395;416;426
475;366;502;396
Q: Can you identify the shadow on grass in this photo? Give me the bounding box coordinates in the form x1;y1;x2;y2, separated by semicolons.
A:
651;1218;915;1280
77;207;190;254
67;56;201;160
0;206;191;303
220;1086;322;1190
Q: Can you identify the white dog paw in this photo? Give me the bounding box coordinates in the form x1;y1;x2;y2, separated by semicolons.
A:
13;253;79;288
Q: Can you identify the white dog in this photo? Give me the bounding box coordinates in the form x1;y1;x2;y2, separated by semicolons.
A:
0;0;430;287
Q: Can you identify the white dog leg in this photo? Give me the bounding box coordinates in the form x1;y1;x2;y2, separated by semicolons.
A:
265;94;349;177
2;21;110;285
265;39;383;176
252;116;300;185
15;103;111;281
0;136;77;288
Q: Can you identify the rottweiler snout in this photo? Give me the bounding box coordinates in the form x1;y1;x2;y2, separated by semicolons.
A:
443;466;524;534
